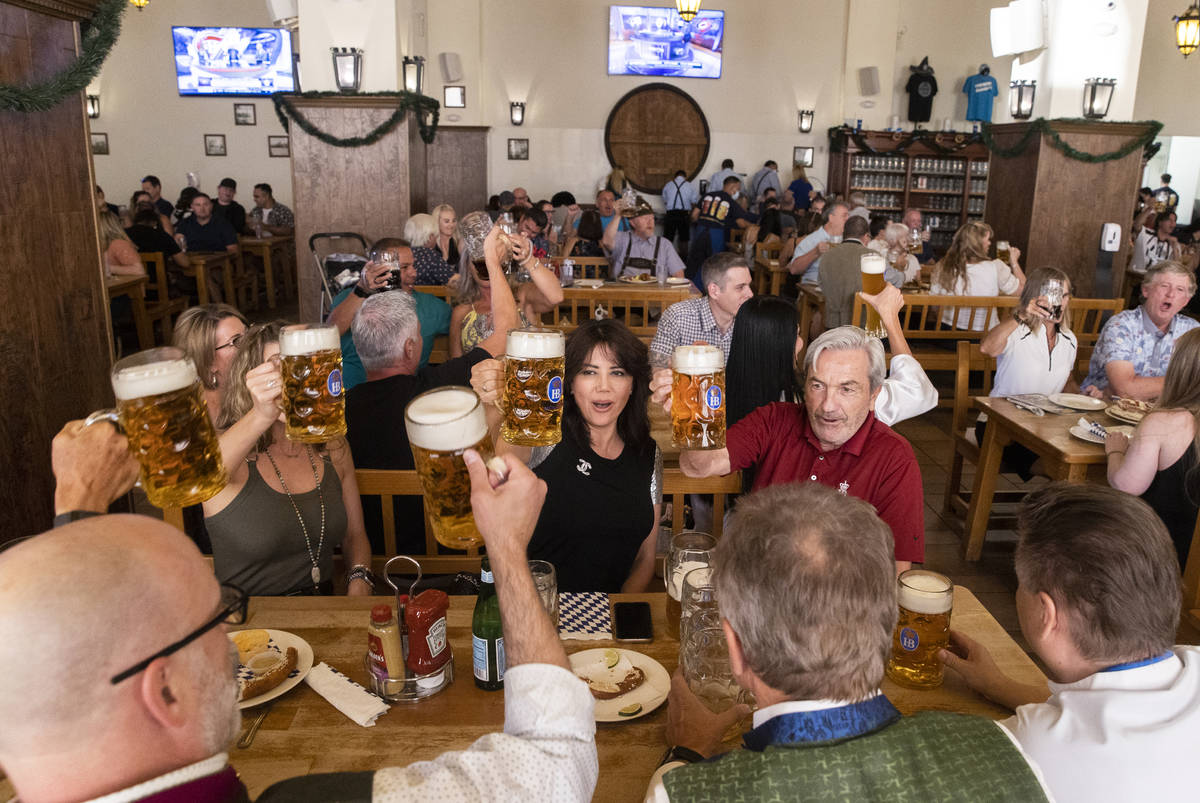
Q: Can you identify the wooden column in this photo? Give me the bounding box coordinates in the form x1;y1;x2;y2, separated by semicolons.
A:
0;0;114;543
984;121;1152;298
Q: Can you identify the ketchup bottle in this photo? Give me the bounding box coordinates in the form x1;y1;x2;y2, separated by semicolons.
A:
404;589;450;676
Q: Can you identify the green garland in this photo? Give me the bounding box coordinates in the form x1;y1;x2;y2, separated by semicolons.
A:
272;91;441;147
0;0;125;113
980;118;1163;162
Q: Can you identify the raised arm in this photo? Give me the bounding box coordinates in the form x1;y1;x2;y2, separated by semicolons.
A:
326;437;374;596
511;235;564;317
860;286;937;425
326;261;390;335
602;206;624;251
479;227;521;357
204;360;281;514
51;420;140;516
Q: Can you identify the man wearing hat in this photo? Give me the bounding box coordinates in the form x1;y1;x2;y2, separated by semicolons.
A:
603;195;687;282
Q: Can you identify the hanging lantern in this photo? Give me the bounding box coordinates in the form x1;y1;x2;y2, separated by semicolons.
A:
129;0;149;9
1176;2;1200;57
402;55;426;95
676;0;702;22
1082;78;1116;120
797;109;814;133
331;48;364;93
1008;80;1036;120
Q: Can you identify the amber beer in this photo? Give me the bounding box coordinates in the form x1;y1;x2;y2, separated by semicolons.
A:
90;347;227;508
885;570;953;689
501;327;565;447
279;324;346;443
860;253;888;338
996;240;1011;265
405;387;494;549
671;345;726;450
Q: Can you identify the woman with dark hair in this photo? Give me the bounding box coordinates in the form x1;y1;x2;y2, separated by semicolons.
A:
470;318;661;592
726;296;803;429
560;209;606;259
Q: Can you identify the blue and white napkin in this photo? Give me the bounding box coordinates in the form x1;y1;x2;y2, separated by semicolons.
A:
558;592;612;640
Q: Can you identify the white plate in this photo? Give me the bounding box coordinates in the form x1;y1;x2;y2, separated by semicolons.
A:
666;277;692;286
569;648;670;723
1106;404;1146;424
572;279;605;289
1069;424;1133;445
1049;393;1107;411
232;629;314;710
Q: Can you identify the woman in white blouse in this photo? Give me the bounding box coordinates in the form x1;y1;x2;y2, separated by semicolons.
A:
932;221;1025;330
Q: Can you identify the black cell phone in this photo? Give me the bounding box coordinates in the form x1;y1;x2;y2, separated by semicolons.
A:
612;601;654;642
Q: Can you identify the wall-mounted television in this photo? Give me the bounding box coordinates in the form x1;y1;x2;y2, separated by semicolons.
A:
608;6;724;79
173;27;296;96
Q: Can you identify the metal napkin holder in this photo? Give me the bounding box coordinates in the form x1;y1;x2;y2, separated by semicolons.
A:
363;555;454;702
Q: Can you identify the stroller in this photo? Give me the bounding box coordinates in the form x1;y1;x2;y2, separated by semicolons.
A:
308;232;370;319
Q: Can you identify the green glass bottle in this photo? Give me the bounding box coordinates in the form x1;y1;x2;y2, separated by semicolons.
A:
471;556;505;690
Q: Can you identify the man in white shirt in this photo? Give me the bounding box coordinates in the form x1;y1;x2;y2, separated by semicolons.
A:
746;160;781;212
0;445;597;802
940;482;1200;803
787;201;849;284
643;482;1051;801
707;158;738;193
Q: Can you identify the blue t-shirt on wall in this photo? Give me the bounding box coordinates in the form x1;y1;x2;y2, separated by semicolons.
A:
963;73;998;122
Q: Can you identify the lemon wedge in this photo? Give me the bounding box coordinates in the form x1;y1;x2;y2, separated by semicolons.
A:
618;703;643;717
603;648;620;668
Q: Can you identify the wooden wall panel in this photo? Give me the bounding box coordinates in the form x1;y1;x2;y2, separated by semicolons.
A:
423;127;488;218
0;1;112;542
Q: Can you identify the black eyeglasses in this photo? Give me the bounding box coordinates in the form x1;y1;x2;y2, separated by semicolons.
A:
110;583;248;685
214;333;243;352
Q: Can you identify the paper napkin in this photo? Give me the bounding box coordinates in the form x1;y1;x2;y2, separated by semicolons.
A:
304;662;389;727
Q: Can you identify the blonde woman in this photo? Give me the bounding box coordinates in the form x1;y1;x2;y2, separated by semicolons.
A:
881;222;921;284
431;203;460;265
406;213;455;286
172;304;249;415
1107;327;1200;569
204;322;372;597
98;211;144;277
932;221;1025;330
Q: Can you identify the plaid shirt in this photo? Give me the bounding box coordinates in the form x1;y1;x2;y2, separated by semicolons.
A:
1083;306;1199;391
650;296;734;362
252;202;294;230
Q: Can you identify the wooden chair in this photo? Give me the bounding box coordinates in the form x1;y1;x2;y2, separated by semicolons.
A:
942;341;997;520
662;469;742;540
752;241;783;295
725;228;745;252
229;247;259;313
543;287;691;342
139;252;187;344
550;256;610;279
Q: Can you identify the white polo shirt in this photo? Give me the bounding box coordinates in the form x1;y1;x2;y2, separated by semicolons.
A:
990;322;1077;398
1003;646;1200;803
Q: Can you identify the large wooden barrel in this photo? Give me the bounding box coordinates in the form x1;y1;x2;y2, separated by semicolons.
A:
604;83;710;194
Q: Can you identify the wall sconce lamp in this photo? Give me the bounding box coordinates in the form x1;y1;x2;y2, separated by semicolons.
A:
331;48;364;93
402;55;426;94
86;94;100;119
1082;78;1116;119
675;0;702;21
510;101;526;126
1176;2;1200;57
797;109;814;133
1008;80;1036;120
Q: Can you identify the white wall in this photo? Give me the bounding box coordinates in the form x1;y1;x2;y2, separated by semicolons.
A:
1164;137;1200;223
1134;0;1200;135
91;0;294;208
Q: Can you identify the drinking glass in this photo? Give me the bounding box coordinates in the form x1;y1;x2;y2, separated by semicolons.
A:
665;531;715;640
529;560;558;627
682;625;743;713
680;566;719;648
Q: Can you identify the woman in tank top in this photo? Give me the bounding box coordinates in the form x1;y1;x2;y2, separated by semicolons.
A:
1107;327;1200;569
203;321;373;596
469;319;661;592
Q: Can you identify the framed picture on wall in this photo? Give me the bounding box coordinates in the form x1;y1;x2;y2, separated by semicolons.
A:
793;146;814;168
507;138;529;161
234;103;256;125
90;133;109;155
204;134;227;157
268;135;290;158
444;86;466;108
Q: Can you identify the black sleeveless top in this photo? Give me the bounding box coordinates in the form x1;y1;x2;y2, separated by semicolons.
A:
528;431;661;592
1141;446;1199;569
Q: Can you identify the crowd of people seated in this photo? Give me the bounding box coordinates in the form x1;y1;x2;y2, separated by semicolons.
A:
18;162;1200;801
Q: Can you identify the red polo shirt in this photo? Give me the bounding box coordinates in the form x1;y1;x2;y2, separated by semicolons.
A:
726;402;924;563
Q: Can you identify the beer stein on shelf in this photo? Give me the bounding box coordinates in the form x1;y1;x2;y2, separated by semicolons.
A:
670;345;726;450
404;386;493;549
85;346;227;508
501;328;565;447
279;323;346;443
365;555;455;702
885;569;953;689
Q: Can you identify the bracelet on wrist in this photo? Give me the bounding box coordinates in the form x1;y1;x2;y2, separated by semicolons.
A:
353;284;372;299
658;745;706;768
348;565;375;589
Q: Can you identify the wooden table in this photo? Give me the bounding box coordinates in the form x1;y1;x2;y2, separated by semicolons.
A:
240;234;295;309
752;251;787;296
963;397;1113;560
186;251;234;307
225;588;1042;801
105;274;152;350
797;283;825;339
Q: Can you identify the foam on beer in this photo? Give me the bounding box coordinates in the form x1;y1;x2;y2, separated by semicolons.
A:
279;324;340;356
672;345;724;376
860;253;886;274
112;357;197;401
405;388;488;451
897;571;953;615
506;327;565;359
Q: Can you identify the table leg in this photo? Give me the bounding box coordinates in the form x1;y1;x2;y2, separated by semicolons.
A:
962;420;1009;561
771;269;782;296
261;247;277;310
192;263;210;306
1065;463;1088;482
222;257;236;310
129;284;153;349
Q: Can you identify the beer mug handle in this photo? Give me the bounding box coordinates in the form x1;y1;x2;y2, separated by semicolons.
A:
84;409;122;431
491;357;509;414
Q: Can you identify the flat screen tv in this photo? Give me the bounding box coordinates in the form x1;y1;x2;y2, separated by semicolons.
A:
608;6;724;79
173;26;296;96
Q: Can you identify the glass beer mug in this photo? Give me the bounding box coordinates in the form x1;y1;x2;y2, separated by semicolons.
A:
860;253;888;338
85;347;227;508
671;344;726;450
278;323;346;443
501;327;565;447
885;569;953;689
404;386;494;550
